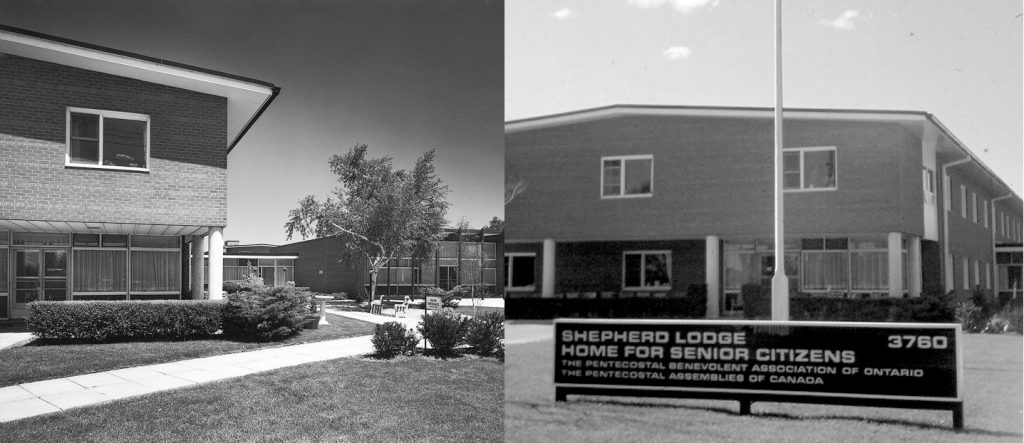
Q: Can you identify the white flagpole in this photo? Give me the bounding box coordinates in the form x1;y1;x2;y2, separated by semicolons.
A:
771;0;790;320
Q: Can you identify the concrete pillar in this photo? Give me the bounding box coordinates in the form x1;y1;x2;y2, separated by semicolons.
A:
888;232;903;298
191;235;206;299
909;235;922;297
208;227;224;300
705;236;721;318
542;238;555;298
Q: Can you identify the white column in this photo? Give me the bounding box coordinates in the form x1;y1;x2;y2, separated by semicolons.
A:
888;232;903;298
705;236;721;318
909;235;922;297
542;238;556;298
191;235;206;300
208;227;224;300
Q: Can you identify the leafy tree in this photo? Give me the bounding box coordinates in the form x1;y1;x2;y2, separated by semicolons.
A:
285;144;449;304
483;216;503;231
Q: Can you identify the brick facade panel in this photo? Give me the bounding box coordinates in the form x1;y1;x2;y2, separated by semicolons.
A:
0;53;228;227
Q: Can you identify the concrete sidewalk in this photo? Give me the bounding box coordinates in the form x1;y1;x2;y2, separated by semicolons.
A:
0;333;374;423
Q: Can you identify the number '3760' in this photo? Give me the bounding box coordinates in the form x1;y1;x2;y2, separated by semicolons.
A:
887;335;948;349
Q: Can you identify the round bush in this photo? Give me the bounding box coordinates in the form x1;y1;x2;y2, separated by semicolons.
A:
465;311;504;357
372;321;420;358
417;308;468;357
222;286;313;341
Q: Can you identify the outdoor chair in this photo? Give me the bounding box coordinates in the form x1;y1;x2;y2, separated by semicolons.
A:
370;300;382;315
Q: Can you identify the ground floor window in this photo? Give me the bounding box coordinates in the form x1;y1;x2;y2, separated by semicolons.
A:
73;249;127;293
623;250;671;290
505;253;536;291
130;250;180;292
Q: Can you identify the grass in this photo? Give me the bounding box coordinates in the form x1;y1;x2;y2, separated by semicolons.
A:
0;313;375;386
505;327;1022;443
0;354;504;442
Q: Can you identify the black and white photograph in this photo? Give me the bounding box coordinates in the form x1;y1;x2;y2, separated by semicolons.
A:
504;0;1022;441
0;1;503;441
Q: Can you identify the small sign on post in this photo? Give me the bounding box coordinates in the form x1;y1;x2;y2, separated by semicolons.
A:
426;296;442;310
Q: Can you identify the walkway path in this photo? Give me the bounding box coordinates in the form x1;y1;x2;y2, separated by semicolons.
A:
0;310;387;423
0;302;506;423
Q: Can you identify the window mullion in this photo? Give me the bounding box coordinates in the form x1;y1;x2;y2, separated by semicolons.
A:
799;151;805;190
97;115;104;166
619;159;626;197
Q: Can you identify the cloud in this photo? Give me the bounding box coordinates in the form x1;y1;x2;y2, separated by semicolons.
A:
819;10;860;30
551;8;574;21
626;0;719;14
662;46;692;60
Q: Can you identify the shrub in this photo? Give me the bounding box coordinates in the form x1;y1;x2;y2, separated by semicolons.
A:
983;303;1023;334
418;308;468;357
223;280;261;295
741;284;770;319
27;300;225;342
222;285;313;341
372;321;420;358
465;311;504;357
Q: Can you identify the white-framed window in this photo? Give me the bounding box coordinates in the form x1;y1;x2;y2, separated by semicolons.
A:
973;260;980;287
962;257;969;290
783;147;837;191
801;238;850;291
622;250;671;290
960;185;967;218
971;193;978;223
504;253;536;292
982;200;988;228
922;167;936;205
601;155;653;198
66;107;150;171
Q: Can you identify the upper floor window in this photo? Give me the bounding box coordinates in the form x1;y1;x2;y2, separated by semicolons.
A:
67;108;150;171
922;167;936;205
982;200;989;227
783;147;836;191
959;185;967;218
601;155;653;198
971;192;978;223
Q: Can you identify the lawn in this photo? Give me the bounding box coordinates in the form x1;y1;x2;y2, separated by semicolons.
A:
0;313;376;387
505;325;1022;443
0;354;504;442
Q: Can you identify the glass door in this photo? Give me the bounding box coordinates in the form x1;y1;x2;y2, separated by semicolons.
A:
13;249;67;318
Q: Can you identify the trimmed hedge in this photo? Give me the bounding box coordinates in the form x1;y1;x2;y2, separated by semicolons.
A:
27;300;226;342
742;284;955;322
506;284;708;320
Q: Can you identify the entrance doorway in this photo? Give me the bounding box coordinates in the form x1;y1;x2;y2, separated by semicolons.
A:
13;249;67;318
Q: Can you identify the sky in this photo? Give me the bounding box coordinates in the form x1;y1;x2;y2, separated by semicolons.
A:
505;0;1023;194
0;0;503;245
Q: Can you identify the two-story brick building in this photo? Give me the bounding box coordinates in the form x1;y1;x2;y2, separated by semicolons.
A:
0;25;279;319
504;105;1022;317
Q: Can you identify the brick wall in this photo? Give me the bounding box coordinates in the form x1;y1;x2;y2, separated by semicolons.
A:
506;115;922;242
0;53;228;227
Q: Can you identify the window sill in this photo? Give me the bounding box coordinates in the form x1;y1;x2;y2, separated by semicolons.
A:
65;163;150;173
784;187;837;193
506;286;536;292
601;193;654;199
622;286;672;291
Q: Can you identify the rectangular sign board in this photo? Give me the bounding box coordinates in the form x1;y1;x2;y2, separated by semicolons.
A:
426;296;442;310
554;319;962;402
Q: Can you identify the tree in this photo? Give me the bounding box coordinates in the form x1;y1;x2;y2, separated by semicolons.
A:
483;216;503;231
285;144;449;304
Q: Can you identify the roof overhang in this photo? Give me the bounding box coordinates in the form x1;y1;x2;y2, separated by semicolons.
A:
505;104;928;133
0;24;279;153
0;219;212;236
